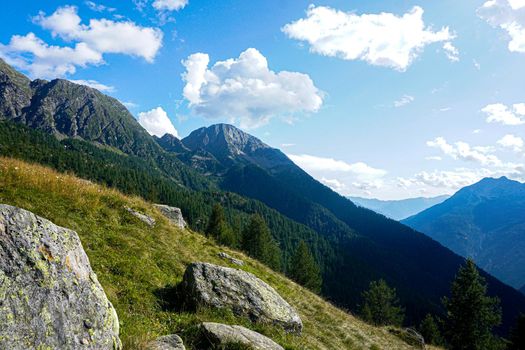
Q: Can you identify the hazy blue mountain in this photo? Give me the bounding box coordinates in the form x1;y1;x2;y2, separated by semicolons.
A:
521;285;525;295
403;177;525;289
349;195;450;220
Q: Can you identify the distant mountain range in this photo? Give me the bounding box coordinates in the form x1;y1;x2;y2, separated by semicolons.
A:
349;195;450;220
2;57;525;333
404;177;525;290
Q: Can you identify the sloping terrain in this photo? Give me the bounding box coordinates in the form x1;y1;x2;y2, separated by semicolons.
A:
404;177;525;289
0;156;434;350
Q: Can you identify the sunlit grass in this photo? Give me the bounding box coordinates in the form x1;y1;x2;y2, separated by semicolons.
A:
0;157;441;350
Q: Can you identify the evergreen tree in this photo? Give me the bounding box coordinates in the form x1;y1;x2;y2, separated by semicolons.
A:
205;204;237;247
419;314;445;346
509;313;525;350
442;258;502;350
359;279;404;326
289;240;322;293
241;214;281;270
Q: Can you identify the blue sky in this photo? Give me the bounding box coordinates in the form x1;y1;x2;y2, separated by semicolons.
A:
1;0;525;199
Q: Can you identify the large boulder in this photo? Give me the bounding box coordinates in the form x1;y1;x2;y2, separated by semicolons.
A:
181;262;302;333
154;204;186;229
200;322;284;350
0;204;121;349
147;334;185;350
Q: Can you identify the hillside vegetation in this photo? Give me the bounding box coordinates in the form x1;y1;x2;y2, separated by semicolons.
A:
0;157;434;350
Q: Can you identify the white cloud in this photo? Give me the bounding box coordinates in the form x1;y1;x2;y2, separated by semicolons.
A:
394;95;414;107
427;137;502;166
0;6;162;79
0;33;102;78
498;134;524;152
425;156;443;161
473;59;481;70
282;5;455;71
443;41;460;61
153;0;188;11
69;79;115;92
478;0;525;53
481;103;525;125
85;1;115;13
321;177;347;192
138;107;179;138
181;48;323;129
281;143;296;148
288;154;387;177
122;101;139;109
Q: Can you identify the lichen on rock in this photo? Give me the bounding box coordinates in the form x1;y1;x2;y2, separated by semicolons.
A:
0;204;121;350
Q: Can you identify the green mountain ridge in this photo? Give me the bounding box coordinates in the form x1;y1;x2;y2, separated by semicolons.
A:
403;176;525;289
1;58;525;335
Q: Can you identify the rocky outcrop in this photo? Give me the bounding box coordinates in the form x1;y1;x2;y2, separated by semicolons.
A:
200;322;284;350
154;204;186;229
147;334;185;350
125;206;156;227
181;262;302;333
0;204;121;349
218;252;244;266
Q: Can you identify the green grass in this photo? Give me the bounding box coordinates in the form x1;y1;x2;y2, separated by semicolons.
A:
0;157;440;350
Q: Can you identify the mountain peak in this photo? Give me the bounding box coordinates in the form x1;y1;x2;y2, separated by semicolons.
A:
458;176;525;199
183;123;269;155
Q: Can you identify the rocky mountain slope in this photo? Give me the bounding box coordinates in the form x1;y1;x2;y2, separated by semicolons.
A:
2;58;525;334
349;195;450;220
403;176;525;290
173;124;525;332
0;156;433;350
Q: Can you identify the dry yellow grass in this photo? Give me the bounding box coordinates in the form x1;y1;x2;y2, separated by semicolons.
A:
0;157;443;350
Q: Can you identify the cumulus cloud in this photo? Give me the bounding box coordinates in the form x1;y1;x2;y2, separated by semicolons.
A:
498;134;524;152
85;1;115;13
481;103;525;125
0;6;162;79
321;177;347;192
288;154;387;176
282;5;455;71
153;0;188;11
394;95;414;108
138;107;179;138
427;137;501;166
181;48;323;129
478;0;525;53
443;42;460;61
69;79;115;92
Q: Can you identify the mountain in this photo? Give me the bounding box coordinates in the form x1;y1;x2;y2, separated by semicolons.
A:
349;195;450;220
2;59;525;334
521;285;525;295
178;124;525;332
403;177;525;289
0;157;425;350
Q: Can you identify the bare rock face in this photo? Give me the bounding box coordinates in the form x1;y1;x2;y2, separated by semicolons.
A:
0;204;121;350
181;262;302;333
125;206;156;227
200;322;284;350
147;334;185;350
218;252;244;266
154;204;186;229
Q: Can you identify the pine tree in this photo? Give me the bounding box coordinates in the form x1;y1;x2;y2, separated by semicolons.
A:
241;214;281;270
205;204;237;247
509;313;525;350
289;240;322;293
359;279;404;326
442;258;502;350
419;314;445;346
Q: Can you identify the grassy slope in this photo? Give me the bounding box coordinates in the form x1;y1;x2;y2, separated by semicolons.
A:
0;157;438;350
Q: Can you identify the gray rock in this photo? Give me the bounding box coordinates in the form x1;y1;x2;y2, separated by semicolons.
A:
218;252;244;266
154;204;186;229
147;334;185;350
181;262;302;333
125;206;156;227
200;322;284;350
0;204;121;350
